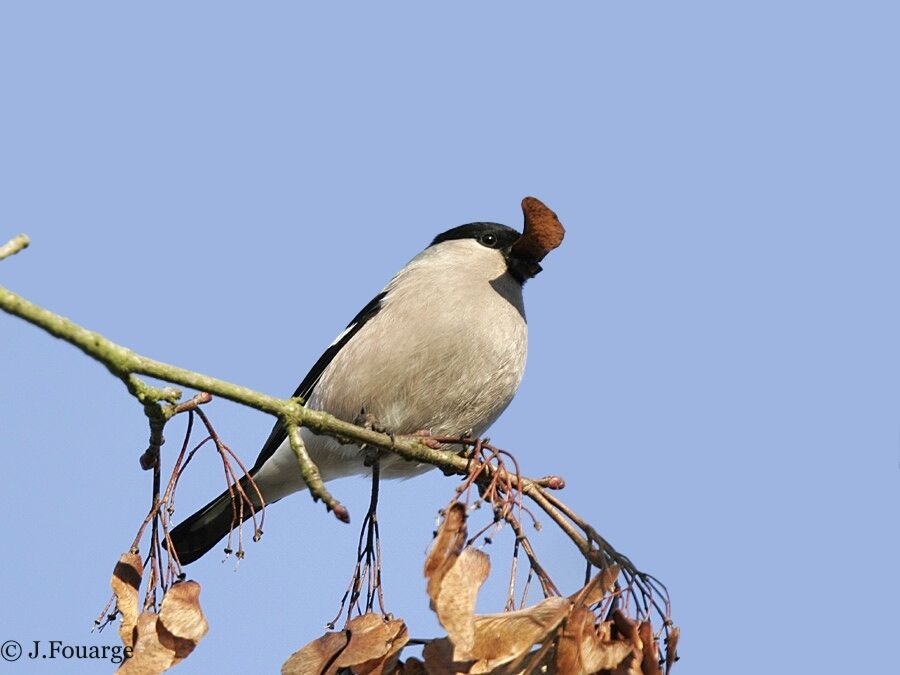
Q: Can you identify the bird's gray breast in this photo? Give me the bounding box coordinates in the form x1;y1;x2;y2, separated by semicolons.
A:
308;252;528;444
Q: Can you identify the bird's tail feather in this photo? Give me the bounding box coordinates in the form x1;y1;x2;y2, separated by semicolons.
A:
165;477;259;565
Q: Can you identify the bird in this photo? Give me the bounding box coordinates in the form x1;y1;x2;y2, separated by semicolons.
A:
167;197;565;564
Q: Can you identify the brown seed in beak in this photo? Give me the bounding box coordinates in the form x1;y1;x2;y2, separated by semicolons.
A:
510;196;566;262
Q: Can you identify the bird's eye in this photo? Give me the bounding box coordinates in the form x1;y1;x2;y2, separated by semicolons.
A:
479;233;498;247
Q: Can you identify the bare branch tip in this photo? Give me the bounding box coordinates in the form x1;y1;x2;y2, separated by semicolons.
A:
546;476;566;490
0;233;30;261
334;504;351;523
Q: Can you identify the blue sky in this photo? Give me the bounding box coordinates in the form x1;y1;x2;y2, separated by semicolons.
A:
1;2;898;673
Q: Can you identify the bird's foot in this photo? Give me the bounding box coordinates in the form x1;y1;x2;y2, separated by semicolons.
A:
354;408;388;434
355;408;395;465
407;429;444;449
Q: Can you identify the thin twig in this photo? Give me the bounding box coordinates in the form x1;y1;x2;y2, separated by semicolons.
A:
505;514;560;598
285;423;349;522
194;408;266;558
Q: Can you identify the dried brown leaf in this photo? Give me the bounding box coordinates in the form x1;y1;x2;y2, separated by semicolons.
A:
424;503;467;605
156;581;209;664
598;620;613;642
664;626;680;674
553;606;632;674
424;637;547;675
116;581;209;675
612;610;641;652
336;613;409;674
422;638;474;674
613;653;644;675
116;612;171;675
609;611;643;675
553;608;586;674
283;614;408;675
111;552;143;649
511;646;554;675
282;630;350;675
467;596;571;671
435;548;490;659
420;502;646;674
637;621;661;675
424;522;583;672
569;565;619;608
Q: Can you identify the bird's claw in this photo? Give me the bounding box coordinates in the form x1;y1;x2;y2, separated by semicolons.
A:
409;429;443;450
355;408;387;434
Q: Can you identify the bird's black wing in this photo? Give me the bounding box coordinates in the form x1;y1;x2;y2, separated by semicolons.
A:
250;291;387;473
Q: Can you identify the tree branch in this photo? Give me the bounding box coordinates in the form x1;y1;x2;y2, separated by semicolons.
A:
0;233;29;261
285;422;349;522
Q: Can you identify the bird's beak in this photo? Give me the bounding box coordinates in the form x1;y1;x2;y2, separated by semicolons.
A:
506;247;544;280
